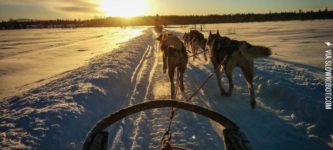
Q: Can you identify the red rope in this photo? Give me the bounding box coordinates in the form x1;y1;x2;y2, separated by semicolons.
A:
160;58;226;149
185;58;225;102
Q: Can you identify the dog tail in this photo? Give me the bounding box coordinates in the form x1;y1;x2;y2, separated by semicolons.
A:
240;44;272;59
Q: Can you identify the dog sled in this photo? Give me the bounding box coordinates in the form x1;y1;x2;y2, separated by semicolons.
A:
82;100;252;150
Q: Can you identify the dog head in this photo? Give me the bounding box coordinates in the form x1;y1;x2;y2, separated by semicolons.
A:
156;34;163;42
183;32;189;41
189;30;201;40
206;30;221;50
156;32;173;43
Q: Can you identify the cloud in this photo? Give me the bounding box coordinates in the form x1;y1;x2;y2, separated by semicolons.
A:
57;6;99;13
0;0;101;14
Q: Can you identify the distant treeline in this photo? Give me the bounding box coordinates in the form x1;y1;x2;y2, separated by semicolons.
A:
1;9;332;29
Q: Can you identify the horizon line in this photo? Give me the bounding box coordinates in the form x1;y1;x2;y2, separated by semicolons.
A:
2;8;332;22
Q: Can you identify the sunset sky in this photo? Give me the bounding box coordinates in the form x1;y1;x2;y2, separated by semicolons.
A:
0;0;332;20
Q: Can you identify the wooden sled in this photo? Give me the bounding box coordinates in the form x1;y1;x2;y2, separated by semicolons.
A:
82;100;252;150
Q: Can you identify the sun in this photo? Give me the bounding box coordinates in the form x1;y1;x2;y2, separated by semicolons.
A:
101;0;149;18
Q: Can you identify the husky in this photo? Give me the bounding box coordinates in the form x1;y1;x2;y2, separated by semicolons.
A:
183;32;190;50
156;32;181;73
188;30;208;61
206;31;271;109
156;32;173;45
156;33;188;99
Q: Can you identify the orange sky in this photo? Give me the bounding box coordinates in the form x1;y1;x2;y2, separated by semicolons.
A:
0;0;332;20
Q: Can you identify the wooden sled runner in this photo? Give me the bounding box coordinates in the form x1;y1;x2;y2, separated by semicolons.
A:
82;100;252;150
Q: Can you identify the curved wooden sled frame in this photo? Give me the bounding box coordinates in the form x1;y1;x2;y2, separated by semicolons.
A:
82;100;252;150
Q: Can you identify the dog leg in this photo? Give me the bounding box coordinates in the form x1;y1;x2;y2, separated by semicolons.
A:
240;65;255;109
225;68;233;96
168;67;175;99
185;42;189;51
163;53;167;74
178;66;185;92
191;41;196;61
192;47;195;61
176;67;180;92
203;50;208;61
215;67;227;96
225;58;237;96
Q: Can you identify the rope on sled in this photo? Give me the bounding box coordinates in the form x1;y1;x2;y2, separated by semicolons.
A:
160;69;181;149
160;58;226;150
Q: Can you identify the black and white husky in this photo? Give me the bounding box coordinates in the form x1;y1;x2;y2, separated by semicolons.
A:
207;31;272;109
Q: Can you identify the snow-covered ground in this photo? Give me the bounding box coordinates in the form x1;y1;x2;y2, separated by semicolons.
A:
171;20;333;70
0;20;332;150
0;27;144;100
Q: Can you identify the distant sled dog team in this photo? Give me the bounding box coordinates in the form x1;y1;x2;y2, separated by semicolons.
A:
156;29;271;109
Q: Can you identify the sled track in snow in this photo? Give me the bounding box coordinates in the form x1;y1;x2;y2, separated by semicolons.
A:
109;37;159;150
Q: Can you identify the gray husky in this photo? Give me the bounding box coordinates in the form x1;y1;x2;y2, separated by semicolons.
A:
156;33;188;99
206;31;271;108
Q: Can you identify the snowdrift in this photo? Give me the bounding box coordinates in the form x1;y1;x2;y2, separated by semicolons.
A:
0;30;154;149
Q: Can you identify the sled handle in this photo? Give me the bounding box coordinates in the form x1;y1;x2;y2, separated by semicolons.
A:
82;100;251;150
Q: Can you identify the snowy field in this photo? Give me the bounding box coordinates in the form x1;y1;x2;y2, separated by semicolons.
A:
171;20;332;70
0;20;332;150
0;27;144;100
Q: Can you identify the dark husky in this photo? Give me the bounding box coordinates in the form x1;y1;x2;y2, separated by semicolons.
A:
188;30;208;61
156;33;188;99
183;32;191;50
207;31;271;108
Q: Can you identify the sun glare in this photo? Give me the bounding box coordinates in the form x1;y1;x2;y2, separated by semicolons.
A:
101;0;149;18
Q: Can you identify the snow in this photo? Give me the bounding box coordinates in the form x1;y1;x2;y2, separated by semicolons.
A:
0;27;144;100
0;20;332;150
171;20;332;70
0;30;153;149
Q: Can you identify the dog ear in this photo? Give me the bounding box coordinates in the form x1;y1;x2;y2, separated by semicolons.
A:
217;30;220;36
209;30;212;35
156;35;161;41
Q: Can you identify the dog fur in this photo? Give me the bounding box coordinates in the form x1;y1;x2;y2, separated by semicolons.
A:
156;32;188;99
183;32;191;50
206;31;271;109
188;30;208;61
